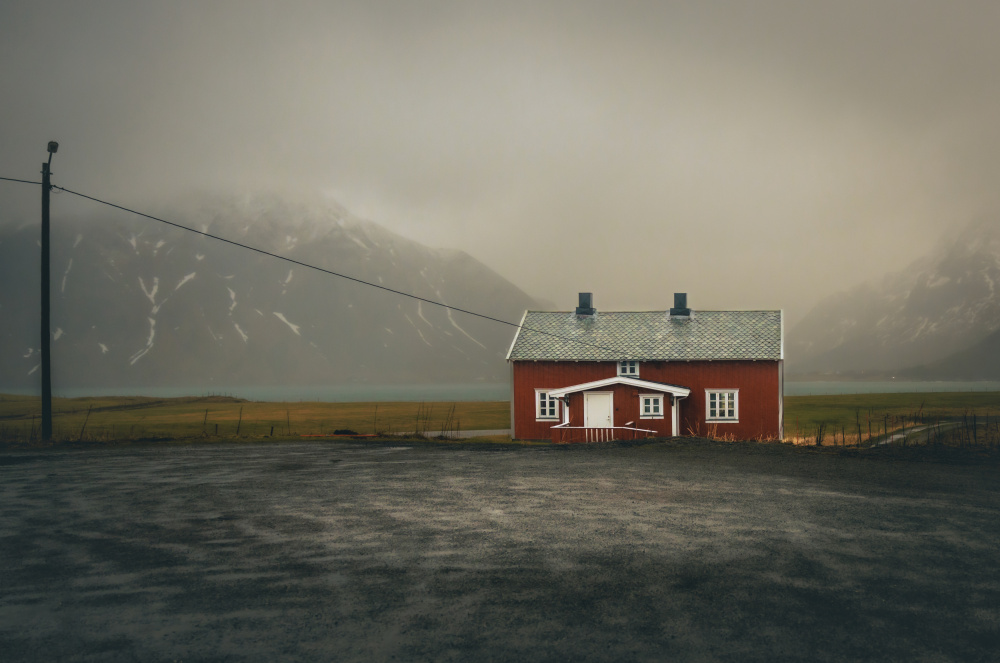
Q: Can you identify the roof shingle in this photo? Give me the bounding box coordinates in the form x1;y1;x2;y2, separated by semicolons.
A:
507;310;782;361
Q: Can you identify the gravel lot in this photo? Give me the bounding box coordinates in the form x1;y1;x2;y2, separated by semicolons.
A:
2;439;999;662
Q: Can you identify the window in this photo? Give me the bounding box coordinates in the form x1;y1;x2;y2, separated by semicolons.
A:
536;390;561;420
639;394;664;419
706;390;739;421
618;361;639;377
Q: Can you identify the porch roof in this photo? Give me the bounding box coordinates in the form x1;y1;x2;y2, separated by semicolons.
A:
546;376;691;398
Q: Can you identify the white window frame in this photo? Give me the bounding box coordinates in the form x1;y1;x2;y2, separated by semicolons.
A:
639;393;664;420
535;389;561;421
706;389;739;422
617;360;639;377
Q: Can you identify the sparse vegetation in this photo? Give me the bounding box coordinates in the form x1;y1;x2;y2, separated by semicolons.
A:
4;391;1000;451
782;392;1000;449
0;394;509;446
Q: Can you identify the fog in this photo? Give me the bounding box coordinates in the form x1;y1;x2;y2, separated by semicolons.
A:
3;1;999;323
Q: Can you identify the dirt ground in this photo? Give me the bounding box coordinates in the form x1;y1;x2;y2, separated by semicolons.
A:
1;439;998;662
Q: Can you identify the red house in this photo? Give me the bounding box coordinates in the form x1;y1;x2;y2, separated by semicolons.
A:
506;293;784;442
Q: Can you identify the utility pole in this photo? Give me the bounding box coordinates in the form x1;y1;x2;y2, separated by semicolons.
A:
41;141;58;441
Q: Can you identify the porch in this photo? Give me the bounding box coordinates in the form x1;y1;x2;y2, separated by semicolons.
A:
551;422;657;444
545;376;691;442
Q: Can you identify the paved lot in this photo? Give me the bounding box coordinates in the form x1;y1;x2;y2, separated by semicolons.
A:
1;440;999;662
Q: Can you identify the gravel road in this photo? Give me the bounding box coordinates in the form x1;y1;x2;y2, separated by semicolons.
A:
2;439;998;662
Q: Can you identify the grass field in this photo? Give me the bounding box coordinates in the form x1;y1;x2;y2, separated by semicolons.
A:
2;391;1000;446
783;392;1000;445
0;395;508;443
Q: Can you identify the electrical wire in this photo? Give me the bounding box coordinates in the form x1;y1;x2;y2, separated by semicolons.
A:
0;176;43;185
49;184;623;356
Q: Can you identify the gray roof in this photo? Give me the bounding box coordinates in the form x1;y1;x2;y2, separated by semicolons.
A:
507;310;783;361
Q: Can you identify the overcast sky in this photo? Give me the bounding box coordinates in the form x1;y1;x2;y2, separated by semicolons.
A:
3;1;999;324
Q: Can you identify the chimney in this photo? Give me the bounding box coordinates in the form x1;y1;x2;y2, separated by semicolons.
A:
575;292;596;316
669;292;691;317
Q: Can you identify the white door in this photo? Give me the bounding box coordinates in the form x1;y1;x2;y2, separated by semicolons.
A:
584;392;614;428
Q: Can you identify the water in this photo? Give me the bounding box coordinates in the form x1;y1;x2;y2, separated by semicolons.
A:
4;380;998;401
1;383;510;402
784;381;1000;396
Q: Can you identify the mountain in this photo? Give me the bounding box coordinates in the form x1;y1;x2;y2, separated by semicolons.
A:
787;219;1000;377
899;327;1000;379
0;192;542;389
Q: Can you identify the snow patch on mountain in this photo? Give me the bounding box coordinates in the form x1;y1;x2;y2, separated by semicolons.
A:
417;301;433;327
61;258;73;293
790;219;1000;373
175;272;196;291
0;191;542;388
447;309;486;349
139;277;159;304
129;318;156;365
927;275;950;288
273;312;301;336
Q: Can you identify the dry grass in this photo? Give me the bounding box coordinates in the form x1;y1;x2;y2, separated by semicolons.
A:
5;390;1000;450
0;394;509;445
783;392;1000;448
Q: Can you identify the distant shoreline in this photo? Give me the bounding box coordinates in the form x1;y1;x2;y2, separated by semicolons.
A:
3;379;1000;401
0;382;511;403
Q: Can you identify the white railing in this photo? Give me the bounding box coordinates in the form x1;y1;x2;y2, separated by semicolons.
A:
550;422;657;443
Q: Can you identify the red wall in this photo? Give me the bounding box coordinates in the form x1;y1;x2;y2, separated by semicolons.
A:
511;360;782;441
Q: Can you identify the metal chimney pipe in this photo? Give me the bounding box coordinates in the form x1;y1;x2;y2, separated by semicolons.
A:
670;292;690;317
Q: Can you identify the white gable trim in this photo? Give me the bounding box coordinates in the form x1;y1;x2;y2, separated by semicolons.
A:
505;310;529;361
546;376;691;399
780;309;785;360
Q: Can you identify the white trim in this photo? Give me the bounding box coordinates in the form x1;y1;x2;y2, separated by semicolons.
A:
779;309;785;360
547;376;690;399
705;388;739;422
535;389;561;421
505;310;529;361
672;393;686;436
509;361;516;436
617;360;639;377
778;360;784;439
584;391;614;428
639;393;664;419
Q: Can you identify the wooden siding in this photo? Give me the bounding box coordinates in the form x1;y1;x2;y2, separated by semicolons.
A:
511;360;781;440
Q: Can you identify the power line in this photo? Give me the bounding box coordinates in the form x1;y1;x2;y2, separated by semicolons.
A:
4;173;620;356
0;176;43;185
49;184;622;356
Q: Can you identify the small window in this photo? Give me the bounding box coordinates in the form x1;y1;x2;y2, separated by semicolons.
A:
536;390;561;420
706;390;739;422
639;394;664;419
618;361;639;377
